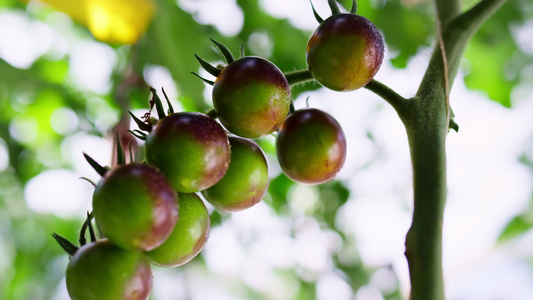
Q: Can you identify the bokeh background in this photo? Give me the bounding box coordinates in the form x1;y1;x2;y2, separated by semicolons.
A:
1;0;532;299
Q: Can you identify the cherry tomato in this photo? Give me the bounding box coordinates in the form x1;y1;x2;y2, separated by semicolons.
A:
66;239;152;300
93;163;178;251
276;108;346;184
306;13;385;91
213;56;291;138
145;193;210;267
144;112;231;193
202;136;269;212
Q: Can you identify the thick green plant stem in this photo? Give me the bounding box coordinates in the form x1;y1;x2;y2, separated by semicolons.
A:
403;0;509;299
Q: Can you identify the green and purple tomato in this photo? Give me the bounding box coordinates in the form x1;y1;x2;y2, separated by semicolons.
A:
144;112;231;193
212;56;291;138
93;163;178;251
306;13;385;91
276;108;346;184
145;193;210;267
66;239;152;300
202;136;269;212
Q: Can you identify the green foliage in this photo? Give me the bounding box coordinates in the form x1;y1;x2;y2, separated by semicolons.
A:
464;0;532;107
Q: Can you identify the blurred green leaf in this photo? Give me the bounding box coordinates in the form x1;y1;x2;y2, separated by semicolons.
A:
463;0;530;107
267;173;294;215
140;1;216;112
359;0;434;69
498;215;532;241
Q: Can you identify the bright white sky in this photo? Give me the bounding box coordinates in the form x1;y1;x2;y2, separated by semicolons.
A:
1;0;532;299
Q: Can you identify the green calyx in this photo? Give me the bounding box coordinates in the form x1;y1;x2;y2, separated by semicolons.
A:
310;0;358;23
129;87;176;141
193;38;238;86
52;211;97;257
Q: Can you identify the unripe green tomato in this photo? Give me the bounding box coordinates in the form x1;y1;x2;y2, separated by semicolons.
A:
145;193;210;267
202;136;269;212
306;13;385;91
213;56;291;138
276;108;346;184
145;112;231;193
66;239;152;300
93;163;178;251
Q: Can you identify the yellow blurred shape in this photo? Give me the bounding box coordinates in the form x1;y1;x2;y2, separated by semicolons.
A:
32;0;155;44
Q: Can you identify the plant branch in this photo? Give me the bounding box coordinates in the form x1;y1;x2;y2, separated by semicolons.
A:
406;1;509;299
284;69;409;120
418;0;509;99
284;69;315;86
435;0;461;25
364;79;410;119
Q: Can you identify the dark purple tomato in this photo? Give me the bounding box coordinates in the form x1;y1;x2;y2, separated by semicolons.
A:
276;108;346;184
306;13;384;91
202;136;269;212
212;56;291;138
66;239;152;300
93;163;178;251
144;112;231;193
145;193;210;267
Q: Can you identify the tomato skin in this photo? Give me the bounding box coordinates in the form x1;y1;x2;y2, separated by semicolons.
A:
213;56;291;138
145;112;231;193
66;240;152;300
145;193;210;267
306;13;384;91
93;163;178;251
202;136;269;212
276;108;346;184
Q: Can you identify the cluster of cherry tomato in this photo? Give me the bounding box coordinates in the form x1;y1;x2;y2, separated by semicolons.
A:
54;1;384;299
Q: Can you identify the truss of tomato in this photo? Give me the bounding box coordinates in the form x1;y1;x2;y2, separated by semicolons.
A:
306;13;384;91
92;163;178;251
202;136;269;212
146;193;210;267
212;56;291;138
276;108;347;184
66;239;152;300
144;112;231;193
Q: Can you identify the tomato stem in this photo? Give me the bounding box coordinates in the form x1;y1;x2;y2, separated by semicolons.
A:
284;69;315;86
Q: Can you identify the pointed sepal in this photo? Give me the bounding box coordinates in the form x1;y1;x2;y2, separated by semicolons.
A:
52;233;79;256
240;43;245;58
210;38;235;64
115;132;125;166
191;72;215;86
195;54;222;77
328;0;340;15
129;111;152;132
79;176;97;187
309;0;324;23
351;0;357;14
161;87;175;115
128;142;135;163
83;153;108;177
150;87;167;120
128;130;148;141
